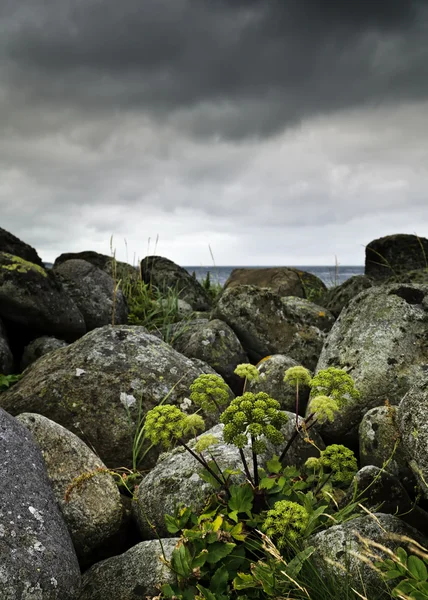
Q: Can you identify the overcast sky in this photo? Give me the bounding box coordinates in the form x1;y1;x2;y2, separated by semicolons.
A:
1;0;427;266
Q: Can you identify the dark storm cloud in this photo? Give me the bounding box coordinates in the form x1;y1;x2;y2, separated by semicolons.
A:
1;0;427;139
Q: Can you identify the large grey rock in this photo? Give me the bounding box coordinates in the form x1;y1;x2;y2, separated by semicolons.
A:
0;251;86;340
171;318;249;394
322;275;374;317
16;413;123;561
21;336;68;371
0;317;13;374
307;283;428;445
224;267;327;302
141;255;212;311
54;250;136;280
0;325;228;469
0;408;81;599
247;354;310;414
0;226;43;267
309;514;428;597
133;424;250;539
280;297;335;332
397;380;428;500
365;233;428;281
359;405;414;490
79;538;178;600
386;268;428;286
342;466;428;537
53;259;128;330
213;285;325;368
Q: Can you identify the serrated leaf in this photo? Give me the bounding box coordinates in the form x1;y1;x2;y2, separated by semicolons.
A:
228;510;238;523
195;585;217;600
408;555;428;582
160;583;177;598
233;572;255;591
266;455;282;474
230;521;246;541
228;484;254;515
260;477;277;490
164;514;181;534
192;549;209;568
207;542;236;564
170;544;193;578
211;565;230;594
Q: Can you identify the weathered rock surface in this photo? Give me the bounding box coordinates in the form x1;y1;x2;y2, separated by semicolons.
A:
53;259;128;330
309;514;428;597
54;250;136;279
21;336;68;371
247;354;310;414
0;226;43;267
359;405;414;489
16;413;123;561
397;379;428;500
0;408;81;599
280;296;335;332
0;251;86;340
365;233;428;281
79;538;178;600
0;317;13;374
307;283;428;445
385;268;428;286
224;266;326;301
213;285;325;368
0;325;227;468
322;275;374;317
171;318;248;394
343;466;428;537
141;255;212;310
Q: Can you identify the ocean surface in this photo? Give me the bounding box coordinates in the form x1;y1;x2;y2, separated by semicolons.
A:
184;265;365;288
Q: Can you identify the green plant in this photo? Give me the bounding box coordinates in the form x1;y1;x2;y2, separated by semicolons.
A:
0;373;20;392
375;541;428;599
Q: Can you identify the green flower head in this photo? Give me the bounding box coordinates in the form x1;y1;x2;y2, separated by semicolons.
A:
309;395;340;423
234;363;260;381
144;405;189;449
283;366;312;387
189;373;230;413
262;500;309;548
319;444;358;485
194;434;219;453
182;414;205;437
220;391;288;453
310;367;360;408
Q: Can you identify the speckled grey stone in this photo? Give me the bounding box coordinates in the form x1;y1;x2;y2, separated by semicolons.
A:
0;408;80;599
309;514;428;597
307;283;428;445
213;285;325;369
397;379;428;500
79;538;178;600
16;413;123;561
21;336;68;371
322;275;375;317
53;259;128;330
0;325;228;468
280;297;335;332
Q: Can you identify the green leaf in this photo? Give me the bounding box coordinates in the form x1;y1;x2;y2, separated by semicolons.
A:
233;572;256;591
192;549;209;568
408;555;428;582
196;585;217;600
164;514;181;534
207;542;236;564
170;544;193;578
287;546;315;577
385;569;405;580
228;510;238;524
396;547;408;566
223;544;247;573
251;561;276;595
228;484;254;515
259;477;277;490
211;565;230;594
392;580;418;597
160;583;177;598
266;455;282;474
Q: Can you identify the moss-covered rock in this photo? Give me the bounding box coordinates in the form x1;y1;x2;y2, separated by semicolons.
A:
0;317;13;374
0;251;86;340
21;336;68;371
322;275;375;317
141;255;212;311
397;378;428;500
307;284;428;445
79;538;178;600
223;266;327;301
213;285;325;369
280;296;335;332
0;226;43;267
171;318;248;394
53;259;128;330
54;250;136;280
365;233;428;281
17;413;123;562
0;325;228;468
385;268;428;285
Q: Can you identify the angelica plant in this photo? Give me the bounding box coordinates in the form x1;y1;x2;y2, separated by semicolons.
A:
234;363;260;393
283;365;312;427
305;444;358;496
262;500;309;548
189;373;230;415
220;391;288;487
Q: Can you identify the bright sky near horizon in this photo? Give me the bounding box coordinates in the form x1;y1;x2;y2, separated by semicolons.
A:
1;1;427;266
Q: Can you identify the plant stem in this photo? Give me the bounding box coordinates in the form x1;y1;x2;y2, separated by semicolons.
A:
279;412;316;465
179;440;225;488
314;471;333;496
207;451;228;487
239;448;254;486
251;436;259;488
295;381;299;428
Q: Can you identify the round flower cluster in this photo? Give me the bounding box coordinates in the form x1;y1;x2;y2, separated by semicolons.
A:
319;444;358;485
144;405;205;449
189;373;230;413
220;391;288;454
310;367;360;407
262;500;309;547
234;363;260;382
308;394;339;423
283;365;312;387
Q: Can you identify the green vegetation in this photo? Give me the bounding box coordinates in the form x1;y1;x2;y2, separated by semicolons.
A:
0;373;20;392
